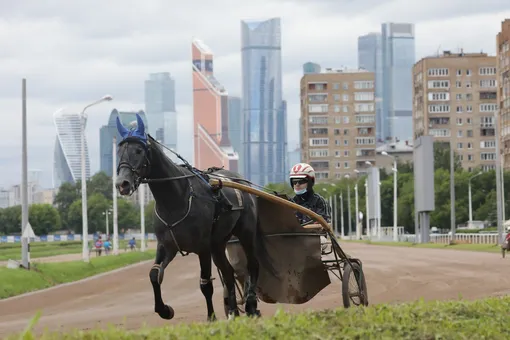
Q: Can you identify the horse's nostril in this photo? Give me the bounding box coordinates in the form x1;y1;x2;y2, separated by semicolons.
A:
121;180;130;188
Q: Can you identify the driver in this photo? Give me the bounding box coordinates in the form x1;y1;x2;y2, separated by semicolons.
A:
289;163;332;225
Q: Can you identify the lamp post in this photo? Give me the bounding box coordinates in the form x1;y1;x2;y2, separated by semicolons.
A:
468;171;482;229
140;183;146;252
365;179;369;237
102;209;112;236
354;169;363;240
340;193;344;237
344;174;352;237
382;151;398;241
81;95;113;262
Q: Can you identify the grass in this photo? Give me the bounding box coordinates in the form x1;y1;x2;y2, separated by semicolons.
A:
343;239;503;253
0;240;137;261
0;250;155;299
9;296;510;339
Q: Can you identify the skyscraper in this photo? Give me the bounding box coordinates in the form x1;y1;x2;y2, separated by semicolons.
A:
52;109;90;188
358;24;415;143
241;18;287;186
303;62;321;74
381;23;416;142
99;109;149;177
144;72;177;155
192;38;239;171
228;96;243;166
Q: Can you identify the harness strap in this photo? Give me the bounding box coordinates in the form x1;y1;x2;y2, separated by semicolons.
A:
153;184;195;257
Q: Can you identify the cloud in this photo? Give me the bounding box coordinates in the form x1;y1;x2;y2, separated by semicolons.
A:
0;0;508;189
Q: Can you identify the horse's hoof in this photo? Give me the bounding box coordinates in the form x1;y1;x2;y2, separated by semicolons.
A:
227;310;239;320
207;314;217;322
157;304;174;320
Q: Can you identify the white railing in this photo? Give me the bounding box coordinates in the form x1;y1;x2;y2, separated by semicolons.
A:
352;233;502;245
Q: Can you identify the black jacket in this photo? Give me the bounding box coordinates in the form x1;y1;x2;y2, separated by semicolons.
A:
291;190;332;225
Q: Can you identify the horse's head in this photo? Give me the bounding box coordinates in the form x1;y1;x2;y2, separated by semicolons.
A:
115;113;151;196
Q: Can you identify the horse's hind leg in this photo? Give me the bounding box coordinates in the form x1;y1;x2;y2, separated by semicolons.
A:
149;243;177;320
198;251;216;322
211;241;239;319
235;223;261;317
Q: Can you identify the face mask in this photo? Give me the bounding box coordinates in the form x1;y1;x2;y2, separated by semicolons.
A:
294;188;307;195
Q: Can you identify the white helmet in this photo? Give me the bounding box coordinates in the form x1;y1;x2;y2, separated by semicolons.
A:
507;226;510;231
289;163;316;186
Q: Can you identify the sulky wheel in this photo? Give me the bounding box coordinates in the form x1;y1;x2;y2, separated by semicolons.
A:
342;260;369;308
217;268;246;318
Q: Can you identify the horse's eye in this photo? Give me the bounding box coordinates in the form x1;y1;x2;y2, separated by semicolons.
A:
136;149;142;154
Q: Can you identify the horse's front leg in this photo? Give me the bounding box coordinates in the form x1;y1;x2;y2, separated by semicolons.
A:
149;243;177;320
198;251;216;321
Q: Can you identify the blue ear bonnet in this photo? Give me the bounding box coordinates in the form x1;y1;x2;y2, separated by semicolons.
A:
116;113;147;144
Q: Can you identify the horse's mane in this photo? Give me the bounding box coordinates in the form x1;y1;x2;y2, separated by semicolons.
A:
147;135;188;177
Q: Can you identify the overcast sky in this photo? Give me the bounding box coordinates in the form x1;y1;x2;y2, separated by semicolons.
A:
0;0;508;189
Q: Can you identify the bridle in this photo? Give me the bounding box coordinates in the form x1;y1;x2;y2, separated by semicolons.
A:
116;136;153;195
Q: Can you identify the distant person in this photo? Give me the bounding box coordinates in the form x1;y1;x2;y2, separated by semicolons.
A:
128;237;136;251
95;237;103;256
103;238;111;255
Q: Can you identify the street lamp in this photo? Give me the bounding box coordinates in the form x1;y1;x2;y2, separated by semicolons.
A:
382;151;398;242
102;209;112;236
364;179;369;237
354;169;364;240
468;171;483;229
344;174;352;237
81;94;113;262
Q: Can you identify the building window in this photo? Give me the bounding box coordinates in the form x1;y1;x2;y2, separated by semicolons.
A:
427;68;449;76
479;67;497;76
354;81;374;89
309;138;329;146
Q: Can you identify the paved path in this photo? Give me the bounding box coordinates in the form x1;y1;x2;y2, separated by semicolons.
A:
1;243;509;337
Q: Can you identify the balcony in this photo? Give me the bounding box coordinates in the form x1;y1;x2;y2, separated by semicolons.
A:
356;149;376;158
480;127;495;136
480;91;497;100
308;82;328;91
309;128;328;136
357;127;375;136
429;117;450;126
308;94;328;103
309;161;330;171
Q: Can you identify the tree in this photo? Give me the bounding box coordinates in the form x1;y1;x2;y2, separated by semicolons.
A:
28;204;61;235
433;141;462;171
66;194;113;234
145;200;155;233
1;205;21;235
88;172;113;200
117;199;140;230
53;182;79;228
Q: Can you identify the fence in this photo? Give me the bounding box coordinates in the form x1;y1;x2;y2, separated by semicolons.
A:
0;233;157;243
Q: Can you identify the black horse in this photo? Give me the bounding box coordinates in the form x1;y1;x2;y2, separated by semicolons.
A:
114;114;275;321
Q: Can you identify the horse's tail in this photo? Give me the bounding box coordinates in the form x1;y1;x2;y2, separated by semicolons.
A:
254;207;279;279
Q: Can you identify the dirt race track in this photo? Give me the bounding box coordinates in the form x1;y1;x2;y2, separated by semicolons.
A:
1;242;510;337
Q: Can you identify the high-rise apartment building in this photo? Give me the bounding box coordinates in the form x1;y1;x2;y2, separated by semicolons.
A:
300;68;377;182
241;18;287;186
497;19;510;168
358;32;383;142
412;51;498;172
192;39;238;172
